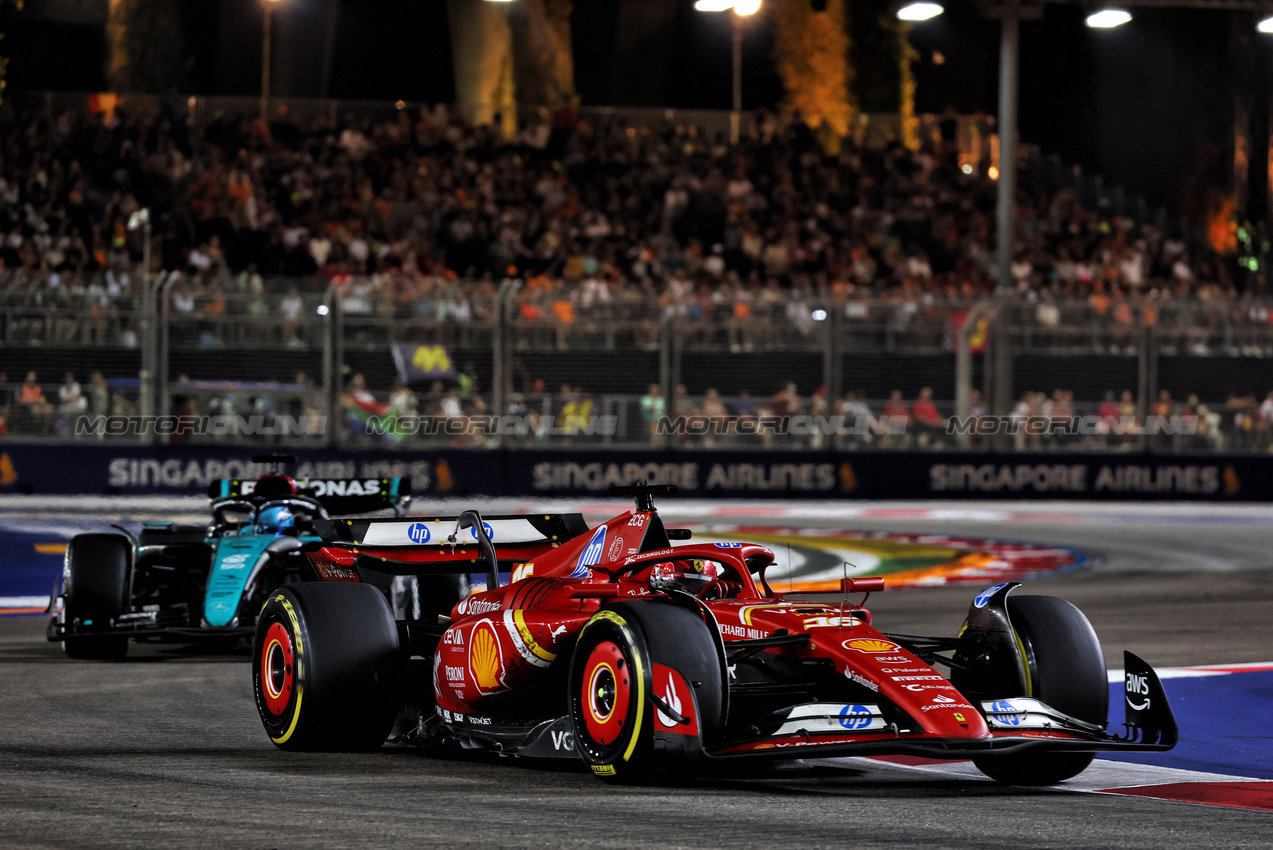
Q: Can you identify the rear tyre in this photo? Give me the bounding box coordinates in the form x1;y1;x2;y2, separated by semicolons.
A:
62;533;131;660
972;595;1108;785
569;601;722;785
253;582;404;751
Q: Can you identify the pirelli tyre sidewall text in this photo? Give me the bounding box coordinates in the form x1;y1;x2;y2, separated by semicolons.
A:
570;607;652;782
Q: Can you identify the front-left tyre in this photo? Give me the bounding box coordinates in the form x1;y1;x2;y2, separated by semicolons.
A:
253;582;404;751
61;533;131;660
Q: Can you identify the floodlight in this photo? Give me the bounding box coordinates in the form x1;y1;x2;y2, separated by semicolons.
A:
897;3;943;21
1086;9;1131;28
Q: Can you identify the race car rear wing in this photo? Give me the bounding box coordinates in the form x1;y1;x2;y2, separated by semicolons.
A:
312;512;591;588
313;513;588;549
209;477;410;516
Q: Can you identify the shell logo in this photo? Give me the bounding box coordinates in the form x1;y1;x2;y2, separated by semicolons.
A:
843;638;900;653
469;621;504;693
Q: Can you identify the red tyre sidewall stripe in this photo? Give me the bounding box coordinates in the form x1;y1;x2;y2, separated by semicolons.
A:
260;620;295;716
582;640;630;746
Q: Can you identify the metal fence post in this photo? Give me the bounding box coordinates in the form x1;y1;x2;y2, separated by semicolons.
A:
1136;310;1150;425
153;273;178;445
822;299;840;410
659;314;676;446
329;292;345;448
493;278;521;436
955;298;995;449
320;283;336;447
139;273;156;426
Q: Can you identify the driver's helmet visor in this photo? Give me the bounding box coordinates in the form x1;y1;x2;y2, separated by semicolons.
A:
258;505;296;534
649;559;718;594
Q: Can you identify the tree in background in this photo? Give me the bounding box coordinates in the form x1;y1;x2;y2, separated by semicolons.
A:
449;0;575;132
848;0;913;144
898;22;918;150
772;0;852;142
510;0;575;109
0;0;22;106
107;0;188;92
448;0;516;132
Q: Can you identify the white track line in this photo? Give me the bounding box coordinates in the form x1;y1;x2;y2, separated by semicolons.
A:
854;756;1272;792
0;597;49;608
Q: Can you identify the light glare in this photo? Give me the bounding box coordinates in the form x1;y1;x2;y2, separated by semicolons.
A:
1259;15;1273;33
694;0;736;10
897;2;943;21
734;0;761;14
1086;9;1131;28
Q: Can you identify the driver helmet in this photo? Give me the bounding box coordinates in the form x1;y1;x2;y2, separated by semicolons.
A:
649;559;719;595
258;505;296;536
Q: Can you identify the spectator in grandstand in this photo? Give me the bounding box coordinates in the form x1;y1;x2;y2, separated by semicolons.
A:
6;98;1251;315
57;373;86;416
1257;391;1273;450
882;390;910;447
884;390;909;422
278;283;305;347
0;372;9;436
17;371;53;433
771;383;801;418
912;386;943;447
386;382;417;418
702;388;729;447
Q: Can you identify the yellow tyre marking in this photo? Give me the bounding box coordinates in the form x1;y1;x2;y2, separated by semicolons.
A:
587;661;617;723
263;637;285;699
583;609;647;765
269;686;304;745
266;595;305;745
1012;627;1032;697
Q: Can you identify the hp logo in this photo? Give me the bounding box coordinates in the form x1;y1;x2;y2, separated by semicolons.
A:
838;704;873;730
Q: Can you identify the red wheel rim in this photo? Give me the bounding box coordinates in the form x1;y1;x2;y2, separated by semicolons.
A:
260;621;294;716
581;640;630;745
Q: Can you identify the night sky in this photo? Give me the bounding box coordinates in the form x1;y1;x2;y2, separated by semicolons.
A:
6;0;1266;216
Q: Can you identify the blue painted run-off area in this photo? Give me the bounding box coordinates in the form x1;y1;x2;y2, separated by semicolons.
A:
1102;673;1273;781
0;521;117;609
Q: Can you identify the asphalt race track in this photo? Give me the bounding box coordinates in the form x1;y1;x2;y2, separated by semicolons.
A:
0;500;1270;848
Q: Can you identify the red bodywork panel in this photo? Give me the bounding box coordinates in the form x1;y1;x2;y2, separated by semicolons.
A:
312;508;996;750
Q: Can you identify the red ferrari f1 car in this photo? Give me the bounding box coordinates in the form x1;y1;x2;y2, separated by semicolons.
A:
252;484;1177;785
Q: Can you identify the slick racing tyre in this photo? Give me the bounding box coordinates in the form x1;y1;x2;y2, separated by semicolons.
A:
253;582;404;751
569;601;722;785
972;595;1108;786
61;534;131;660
